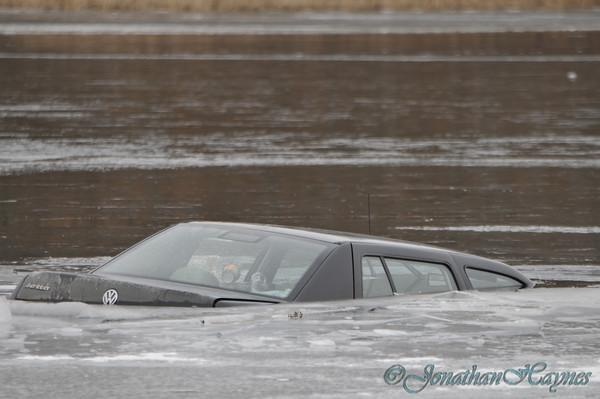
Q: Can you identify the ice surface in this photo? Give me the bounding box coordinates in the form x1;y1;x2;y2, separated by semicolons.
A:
2;53;600;63
1;134;599;174
514;265;600;283
1;256;110;272
1;11;600;35
0;288;599;398
0;297;11;339
396;225;600;234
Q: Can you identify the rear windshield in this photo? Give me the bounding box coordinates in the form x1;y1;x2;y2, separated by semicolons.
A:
96;224;335;299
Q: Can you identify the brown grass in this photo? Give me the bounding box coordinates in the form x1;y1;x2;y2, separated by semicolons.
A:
1;0;599;12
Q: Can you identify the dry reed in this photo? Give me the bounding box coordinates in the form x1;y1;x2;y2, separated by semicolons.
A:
1;0;599;12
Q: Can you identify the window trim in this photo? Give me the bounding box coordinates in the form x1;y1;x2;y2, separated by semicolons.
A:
383;256;458;294
359;254;458;297
380;257;398;293
361;256;395;298
464;266;525;290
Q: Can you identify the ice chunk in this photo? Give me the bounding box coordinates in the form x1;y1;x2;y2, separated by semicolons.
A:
0;296;11;338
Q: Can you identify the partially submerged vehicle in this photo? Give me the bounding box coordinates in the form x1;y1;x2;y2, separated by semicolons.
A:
12;222;533;307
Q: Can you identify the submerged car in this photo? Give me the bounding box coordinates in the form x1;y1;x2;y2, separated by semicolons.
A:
12;222;533;307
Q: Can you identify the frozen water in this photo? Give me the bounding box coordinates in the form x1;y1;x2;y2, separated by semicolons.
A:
396;225;600;234
0;256;598;397
1;134;599;174
1;11;600;35
514;265;600;283
0;288;599;398
0;297;11;339
2;53;600;62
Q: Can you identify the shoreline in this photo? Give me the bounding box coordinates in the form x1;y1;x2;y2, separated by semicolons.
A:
1;0;600;12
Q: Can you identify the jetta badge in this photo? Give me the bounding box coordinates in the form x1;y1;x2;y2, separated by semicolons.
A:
102;289;119;305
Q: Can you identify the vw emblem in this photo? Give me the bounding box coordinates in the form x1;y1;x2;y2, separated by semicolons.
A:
102;289;119;305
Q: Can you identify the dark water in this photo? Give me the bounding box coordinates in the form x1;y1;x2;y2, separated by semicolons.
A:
0;12;599;272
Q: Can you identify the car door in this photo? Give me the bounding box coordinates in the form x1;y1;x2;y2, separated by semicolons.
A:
352;243;467;298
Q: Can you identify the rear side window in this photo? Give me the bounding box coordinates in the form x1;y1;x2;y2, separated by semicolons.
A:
466;268;523;290
385;258;457;294
362;256;393;298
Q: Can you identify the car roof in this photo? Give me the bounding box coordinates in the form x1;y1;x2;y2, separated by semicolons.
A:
182;221;530;288
184;221;458;256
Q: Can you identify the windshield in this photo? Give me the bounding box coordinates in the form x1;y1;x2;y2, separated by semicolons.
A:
96;224;335;299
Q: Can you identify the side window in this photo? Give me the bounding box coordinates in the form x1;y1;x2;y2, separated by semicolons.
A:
362;256;393;298
466;268;523;290
385;258;457;294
